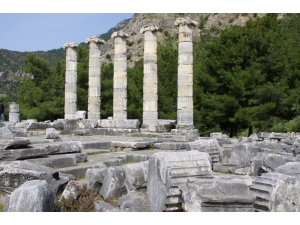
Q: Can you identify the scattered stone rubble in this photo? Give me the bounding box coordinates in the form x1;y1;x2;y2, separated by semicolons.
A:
2;123;300;212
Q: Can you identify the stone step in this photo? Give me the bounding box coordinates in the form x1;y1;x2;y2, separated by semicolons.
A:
253;191;271;202
252;178;277;187
165;158;209;166
82;149;110;155
165;196;182;204
167;175;214;187
26;154;77;169
253;200;270;211
80;141;111;150
111;141;153;149
168;166;212;177
250;183;273;194
0;146;56;161
163;204;183;212
57;162;98;178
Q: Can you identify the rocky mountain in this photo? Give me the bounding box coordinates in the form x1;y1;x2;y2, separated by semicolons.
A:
0;13;284;81
99;13;277;67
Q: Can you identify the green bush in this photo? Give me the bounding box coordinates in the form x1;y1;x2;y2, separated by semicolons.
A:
57;183;101;212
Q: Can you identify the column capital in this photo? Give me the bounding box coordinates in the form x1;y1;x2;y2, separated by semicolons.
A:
140;25;158;34
63;42;78;49
111;30;129;39
86;36;105;45
174;17;197;27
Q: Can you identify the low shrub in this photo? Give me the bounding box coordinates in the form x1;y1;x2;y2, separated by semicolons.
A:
57;183;102;212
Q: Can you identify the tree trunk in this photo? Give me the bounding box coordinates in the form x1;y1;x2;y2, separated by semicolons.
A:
248;126;253;137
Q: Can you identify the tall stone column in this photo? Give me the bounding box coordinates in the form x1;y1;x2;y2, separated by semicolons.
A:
140;25;158;129
111;31;129;119
174;18;197;129
86;37;105;120
63;42;78;119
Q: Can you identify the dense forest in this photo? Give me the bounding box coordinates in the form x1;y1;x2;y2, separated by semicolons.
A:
5;13;300;137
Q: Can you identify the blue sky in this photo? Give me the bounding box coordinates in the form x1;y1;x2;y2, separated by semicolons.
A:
0;0;294;52
0;13;134;52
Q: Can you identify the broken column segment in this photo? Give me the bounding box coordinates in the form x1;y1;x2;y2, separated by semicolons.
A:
174;17;197;130
63;42;78;119
86;36;105;120
112;31;129;120
9;103;20;123
140;25;158;129
147;150;213;212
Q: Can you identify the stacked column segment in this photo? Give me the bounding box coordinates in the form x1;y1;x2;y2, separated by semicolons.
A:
112;31;129;120
86;37;105;120
63;42;78;119
141;25;158;128
174;18;197;129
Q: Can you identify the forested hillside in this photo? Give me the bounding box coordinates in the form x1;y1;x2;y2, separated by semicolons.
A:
3;13;300;137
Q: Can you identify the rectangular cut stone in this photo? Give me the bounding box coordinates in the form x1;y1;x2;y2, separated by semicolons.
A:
89;47;101;58
178;53;193;65
177;110;193;125
144;101;157;112
9;104;19;113
114;77;127;89
9;113;20;123
143;63;157;74
89;86;101;97
179;33;193;42
178;42;193;54
143;84;157;94
113;111;127;119
114;44;126;54
178;65;193;74
143;111;158;120
113;98;127;110
143;73;157;84
65;83;77;93
89;67;101;77
179;25;193;34
178;97;193;109
66;48;77;61
144;41;157;54
114;37;126;44
88;102;100;111
89;57;101;67
143;93;157;101
65;102;77;114
114;54;127;62
65;113;76;119
144;53;157;64
89;76;100;85
65;71;77;83
65;92;77;100
178;74;193;85
88;96;100;104
66;61;78;71
178;85;193;97
113;88;127;97
114;61;127;72
144;31;157;41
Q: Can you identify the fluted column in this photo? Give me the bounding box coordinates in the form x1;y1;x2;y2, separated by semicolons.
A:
140;25;158;128
111;31;129;119
174;18;197;129
63;42;78;119
86;36;105;120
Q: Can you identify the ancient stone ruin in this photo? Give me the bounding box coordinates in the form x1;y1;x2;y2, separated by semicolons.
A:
1;17;300;212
